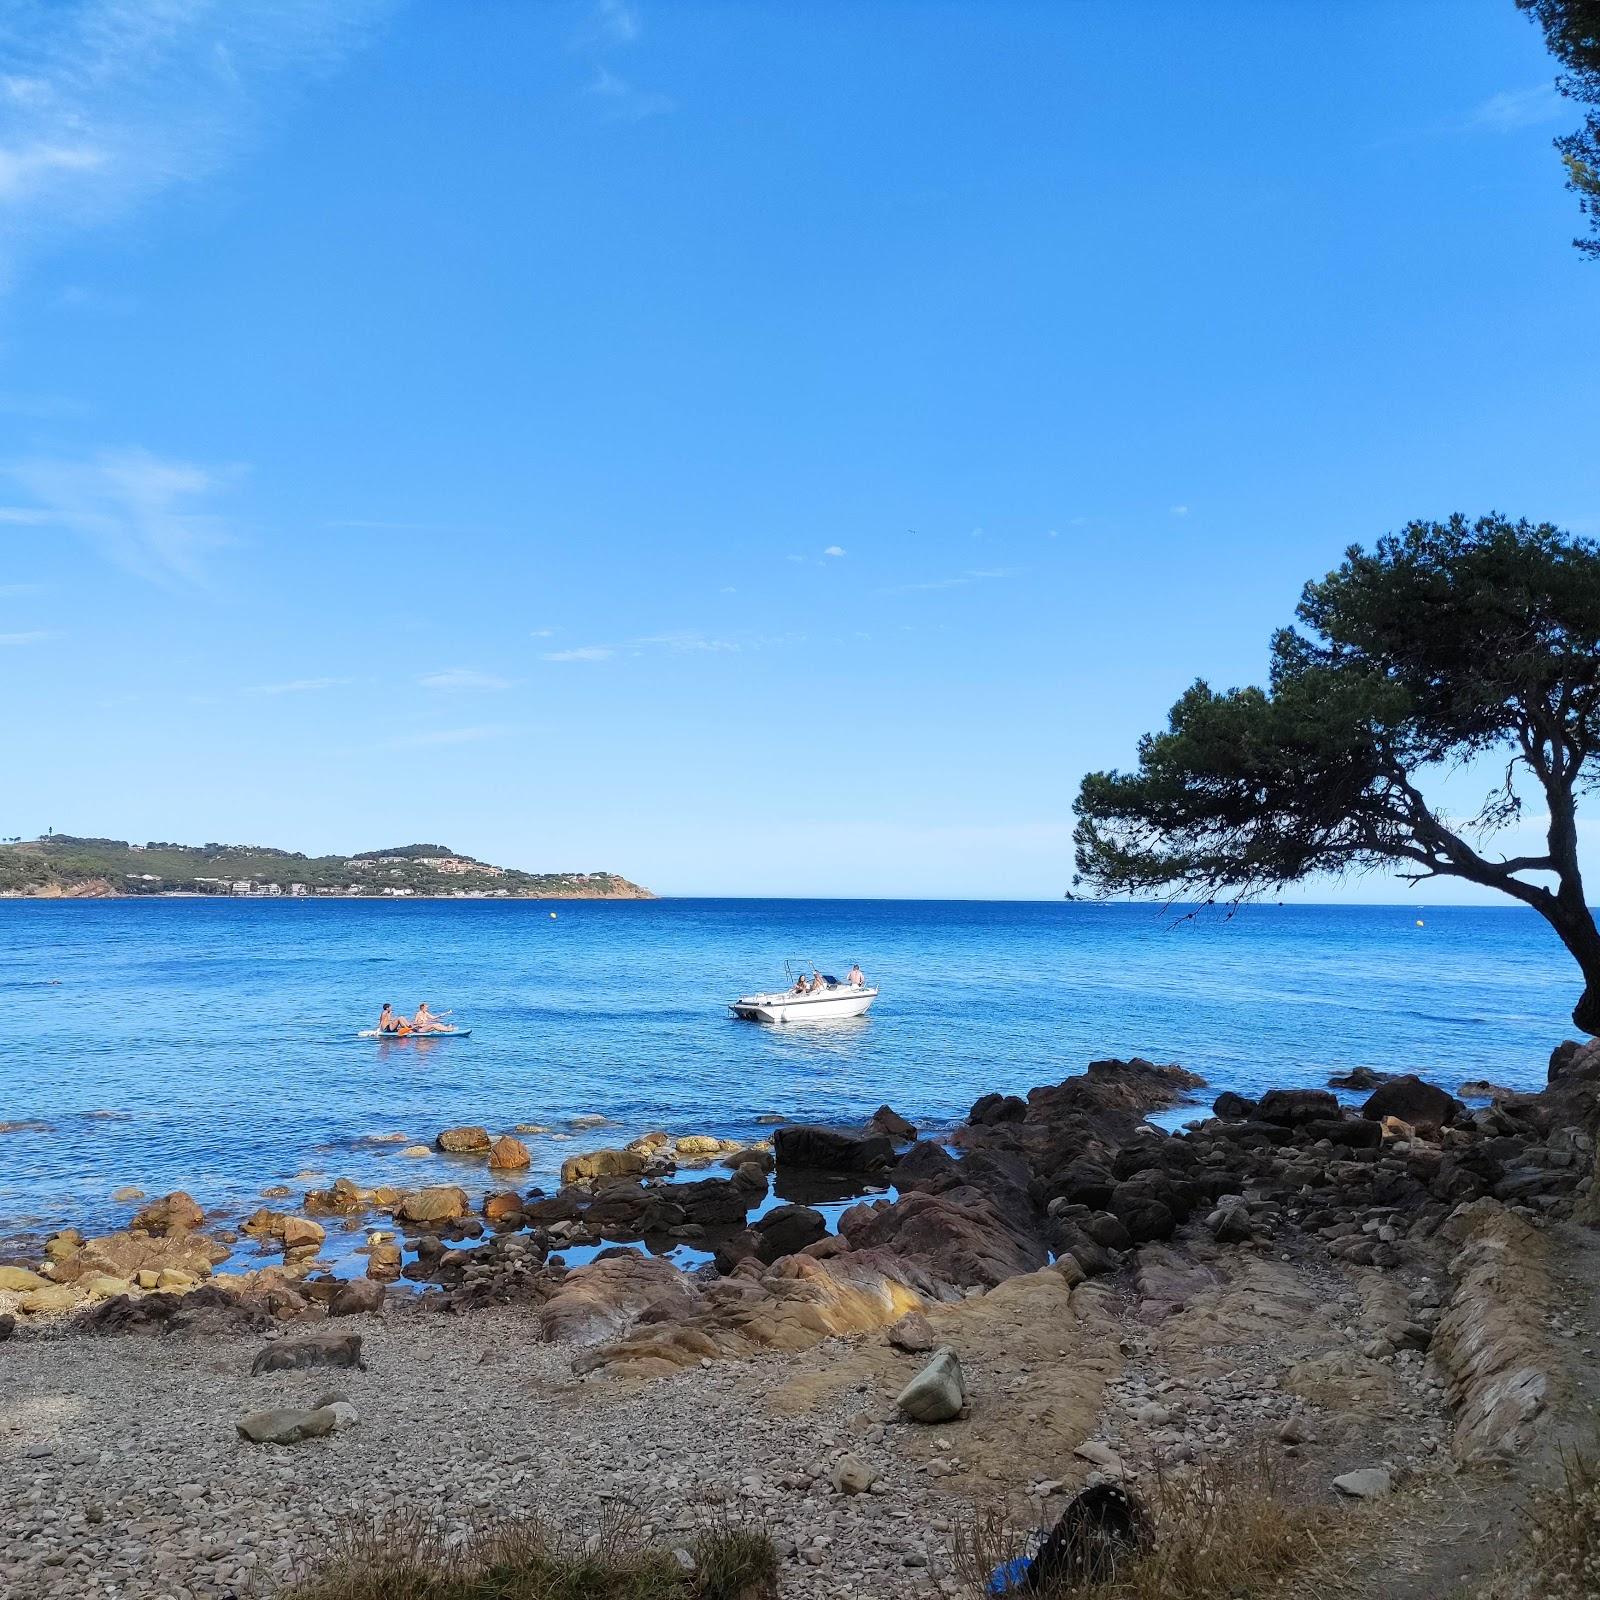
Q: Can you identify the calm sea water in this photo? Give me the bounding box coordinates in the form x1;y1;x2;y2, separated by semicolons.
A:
0;898;1579;1248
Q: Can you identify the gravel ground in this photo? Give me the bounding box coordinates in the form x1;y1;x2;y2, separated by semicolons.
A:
0;1307;970;1600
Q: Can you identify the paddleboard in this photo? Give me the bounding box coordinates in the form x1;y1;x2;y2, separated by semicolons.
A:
358;1028;471;1039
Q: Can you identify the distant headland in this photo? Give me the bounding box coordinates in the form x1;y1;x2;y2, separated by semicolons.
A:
0;835;654;900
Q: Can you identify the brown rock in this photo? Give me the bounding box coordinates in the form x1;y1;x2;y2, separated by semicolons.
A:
561;1148;647;1185
488;1135;531;1170
436;1125;491;1154
396;1186;470;1225
280;1217;325;1252
131;1191;205;1234
329;1279;386;1317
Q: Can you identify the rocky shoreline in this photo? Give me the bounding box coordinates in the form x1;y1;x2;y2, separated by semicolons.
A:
3;1045;1598;1598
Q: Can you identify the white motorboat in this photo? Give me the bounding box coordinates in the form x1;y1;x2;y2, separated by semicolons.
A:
728;971;879;1024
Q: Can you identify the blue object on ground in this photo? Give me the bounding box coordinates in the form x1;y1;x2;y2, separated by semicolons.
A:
987;1554;1032;1595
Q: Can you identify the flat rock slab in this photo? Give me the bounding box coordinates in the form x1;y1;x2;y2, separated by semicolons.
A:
1333;1467;1393;1499
249;1333;364;1376
236;1407;339;1445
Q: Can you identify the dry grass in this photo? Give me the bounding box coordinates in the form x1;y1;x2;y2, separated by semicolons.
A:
1476;1447;1600;1600
953;1451;1343;1599
273;1503;776;1600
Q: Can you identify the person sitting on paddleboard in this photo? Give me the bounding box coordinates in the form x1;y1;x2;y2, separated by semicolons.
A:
377;1003;409;1035
411;1002;451;1034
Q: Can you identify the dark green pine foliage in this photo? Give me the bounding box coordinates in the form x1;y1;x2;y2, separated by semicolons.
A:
1074;515;1600;1034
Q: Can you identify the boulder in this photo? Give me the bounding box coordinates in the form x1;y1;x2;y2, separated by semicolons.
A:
969;1092;1027;1126
831;1454;877;1494
673;1176;755;1228
249;1333;365;1375
436;1126;491;1154
560;1148;646;1186
487;1136;531;1170
773;1125;893;1173
396;1186;470;1225
674;1135;725;1156
537;1253;699;1344
754;1203;828;1262
0;1313;13;1341
719;1144;775;1174
896;1346;966;1423
131;1192;205;1234
483;1191;525;1226
1106;1182;1177;1243
366;1242;403;1282
1361;1075;1460;1129
302;1177;365;1214
236;1407;341;1445
865;1105;918;1141
1206;1204;1253;1243
841;1188;1045;1287
1212;1091;1258;1120
1327;1066;1394;1090
1301;1117;1382;1149
0;1266;48;1292
329;1280;386;1317
1255;1089;1340;1127
280;1217;325;1252
886;1310;936;1352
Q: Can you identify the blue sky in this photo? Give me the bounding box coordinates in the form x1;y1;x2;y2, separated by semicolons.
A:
2;0;1597;898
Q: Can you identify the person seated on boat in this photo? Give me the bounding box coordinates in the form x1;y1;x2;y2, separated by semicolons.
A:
807;969;827;993
791;975;809;995
377;1003;407;1035
410;1002;450;1034
847;963;865;988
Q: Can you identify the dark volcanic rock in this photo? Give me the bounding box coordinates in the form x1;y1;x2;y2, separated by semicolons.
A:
1212;1091;1258;1119
1256;1089;1340;1127
969;1092;1027;1126
754;1203;828;1262
773;1125;894;1174
1302;1116;1383;1149
1361;1075;1460;1129
892;1141;961;1190
840;1188;1045;1288
1328;1066;1394;1090
1106;1181;1177;1243
865;1105;919;1141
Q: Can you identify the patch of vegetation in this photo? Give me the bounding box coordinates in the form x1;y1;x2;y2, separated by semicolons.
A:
276;1509;776;1600
0;834;651;899
1477;1446;1600;1600
953;1452;1345;1600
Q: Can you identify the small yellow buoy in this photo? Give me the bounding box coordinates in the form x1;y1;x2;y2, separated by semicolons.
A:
1415;919;1425;928
550;911;557;919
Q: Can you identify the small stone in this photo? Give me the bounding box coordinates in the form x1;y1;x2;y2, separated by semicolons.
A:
896;1347;966;1424
830;1454;877;1495
1332;1468;1392;1499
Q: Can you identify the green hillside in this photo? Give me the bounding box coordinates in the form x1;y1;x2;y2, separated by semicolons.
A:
0;835;653;900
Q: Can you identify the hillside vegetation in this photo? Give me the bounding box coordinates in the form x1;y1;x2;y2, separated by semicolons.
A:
0;836;653;900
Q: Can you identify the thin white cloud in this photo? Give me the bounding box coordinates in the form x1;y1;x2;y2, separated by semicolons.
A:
389;725;509;749
886;567;1018;595
6;448;236;585
0;0;393;291
529;627;556;638
585;66;674;122
418;668;513;691
0;629;53;645
1471;83;1566;133
591;0;640;45
1170;504;1190;517
248;676;352;696
542;645;614;662
823;545;845;558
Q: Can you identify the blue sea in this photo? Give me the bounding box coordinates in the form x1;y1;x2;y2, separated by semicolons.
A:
0;897;1579;1252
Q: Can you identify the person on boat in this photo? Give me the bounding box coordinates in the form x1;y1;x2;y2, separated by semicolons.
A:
847;963;865;988
808;969;827;993
377;1003;409;1035
410;1002;450;1034
791;975;809;996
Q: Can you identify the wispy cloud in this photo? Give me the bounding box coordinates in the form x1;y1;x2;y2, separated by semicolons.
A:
585;66;674;123
542;645;615;662
389;725;509;749
542;631;737;663
0;0;393;291
0;629;53;645
529;627;556;638
823;545;845;558
247;676;352;696
417;667;513;691
1170;504;1189;517
587;0;640;46
1471;83;1566;133
6;448;236;585
885;567;1019;595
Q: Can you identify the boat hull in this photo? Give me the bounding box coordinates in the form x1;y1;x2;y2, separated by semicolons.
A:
728;987;877;1024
